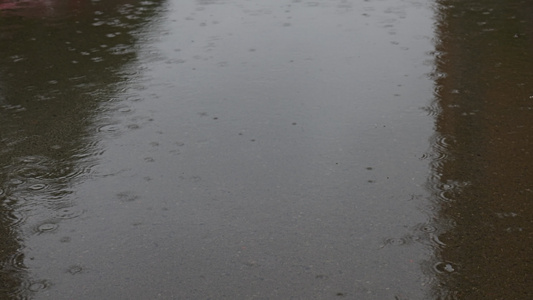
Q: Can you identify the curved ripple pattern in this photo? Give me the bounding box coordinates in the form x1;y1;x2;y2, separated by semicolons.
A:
4;210;27;228
2;151;94;244
0;272;32;300
29;220;60;235
403;222;450;252
433;261;459;274
425;133;473;206
56;207;85;219
0;249;33;300
427;134;454;170
1;252;27;272
11;155;93;183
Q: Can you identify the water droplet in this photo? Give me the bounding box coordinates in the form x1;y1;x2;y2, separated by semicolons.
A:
9;252;26;270
9;179;24;186
430;233;447;247
385;238;406;246
408;235;421;243
28;280;48;292
98;124;120;133
57;208;85;219
118;107;132;113
67;265;83;275
116;192;139;202
438;190;453;202
434;261;458;273
55;165;91;181
28;183;47;190
37;223;58;233
421;225;437;233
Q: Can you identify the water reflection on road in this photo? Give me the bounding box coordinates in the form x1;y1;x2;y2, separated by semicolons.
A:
1;0;531;298
427;0;533;298
0;0;165;298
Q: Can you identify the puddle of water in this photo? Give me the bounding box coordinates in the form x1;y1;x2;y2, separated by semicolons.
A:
425;0;533;298
4;0;531;299
0;0;167;299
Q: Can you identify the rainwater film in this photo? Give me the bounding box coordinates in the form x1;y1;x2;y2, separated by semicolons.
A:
1;0;532;299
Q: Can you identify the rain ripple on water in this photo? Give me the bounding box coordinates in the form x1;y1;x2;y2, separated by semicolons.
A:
10;155;93;183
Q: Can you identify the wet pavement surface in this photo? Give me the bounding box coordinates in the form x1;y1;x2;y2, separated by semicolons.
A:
0;0;532;299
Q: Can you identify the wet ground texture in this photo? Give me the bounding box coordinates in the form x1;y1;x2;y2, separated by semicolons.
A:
1;0;532;299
